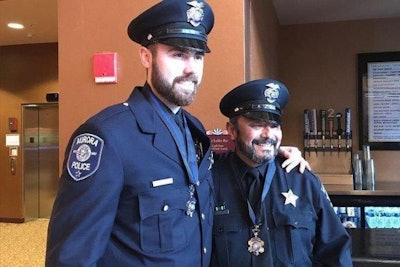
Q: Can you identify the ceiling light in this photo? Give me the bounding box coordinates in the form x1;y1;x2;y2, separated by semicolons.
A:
8;22;24;29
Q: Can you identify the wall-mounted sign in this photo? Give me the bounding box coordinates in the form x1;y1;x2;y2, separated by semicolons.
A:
5;134;20;147
358;51;400;150
206;129;235;154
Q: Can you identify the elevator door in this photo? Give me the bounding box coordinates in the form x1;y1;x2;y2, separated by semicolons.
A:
23;103;59;220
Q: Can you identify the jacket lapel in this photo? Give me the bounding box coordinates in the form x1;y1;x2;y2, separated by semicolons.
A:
127;87;182;164
127;86;213;183
184;111;213;178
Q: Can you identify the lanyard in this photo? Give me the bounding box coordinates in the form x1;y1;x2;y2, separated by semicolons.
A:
146;90;199;185
247;160;276;225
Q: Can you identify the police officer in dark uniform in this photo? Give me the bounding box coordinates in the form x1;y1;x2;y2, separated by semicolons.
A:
210;79;353;266
46;1;215;266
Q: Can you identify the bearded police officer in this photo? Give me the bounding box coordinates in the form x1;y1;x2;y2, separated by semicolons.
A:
46;1;216;266
210;79;353;266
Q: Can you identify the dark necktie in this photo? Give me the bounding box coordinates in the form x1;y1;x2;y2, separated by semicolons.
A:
247;168;263;212
174;109;185;135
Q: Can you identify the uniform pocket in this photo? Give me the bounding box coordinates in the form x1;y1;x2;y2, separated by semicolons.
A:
272;208;317;265
212;217;243;236
138;188;188;253
212;215;248;267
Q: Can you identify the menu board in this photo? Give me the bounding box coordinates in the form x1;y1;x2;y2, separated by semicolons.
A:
358;52;400;150
367;61;400;142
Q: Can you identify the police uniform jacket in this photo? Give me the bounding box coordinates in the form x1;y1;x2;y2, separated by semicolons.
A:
46;84;214;267
210;152;353;267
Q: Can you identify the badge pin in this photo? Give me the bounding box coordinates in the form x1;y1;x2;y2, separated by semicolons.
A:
186;184;197;217
195;140;204;163
248;236;265;256
248;224;264;256
186;198;196;217
281;188;299;207
208;152;214;170
215;204;230;215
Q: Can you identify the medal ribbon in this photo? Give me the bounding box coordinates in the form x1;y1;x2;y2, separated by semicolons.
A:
247;160;276;225
146;90;199;185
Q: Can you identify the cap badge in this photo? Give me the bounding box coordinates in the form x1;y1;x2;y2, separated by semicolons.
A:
187;1;205;27
264;83;280;104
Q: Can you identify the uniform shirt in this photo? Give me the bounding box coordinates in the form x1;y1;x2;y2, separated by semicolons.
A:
211;152;353;267
46;84;214;267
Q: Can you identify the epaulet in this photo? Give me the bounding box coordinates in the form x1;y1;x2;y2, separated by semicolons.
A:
87;102;131;124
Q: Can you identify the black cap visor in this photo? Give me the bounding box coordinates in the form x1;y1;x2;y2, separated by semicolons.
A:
158;37;210;53
242;112;281;126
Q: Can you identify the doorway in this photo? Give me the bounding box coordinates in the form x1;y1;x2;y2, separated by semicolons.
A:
22;103;59;220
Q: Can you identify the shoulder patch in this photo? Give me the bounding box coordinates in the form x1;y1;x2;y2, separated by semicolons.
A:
321;184;333;207
67;133;104;181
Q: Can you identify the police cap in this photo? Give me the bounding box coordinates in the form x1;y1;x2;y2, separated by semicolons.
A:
220;79;289;125
127;0;214;53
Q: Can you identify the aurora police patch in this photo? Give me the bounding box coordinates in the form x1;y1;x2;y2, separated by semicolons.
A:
67;133;104;181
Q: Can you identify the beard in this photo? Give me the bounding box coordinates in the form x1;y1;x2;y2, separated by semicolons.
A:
151;61;200;107
235;131;279;165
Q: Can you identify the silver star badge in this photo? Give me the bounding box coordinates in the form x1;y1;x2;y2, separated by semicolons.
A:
281;189;299;207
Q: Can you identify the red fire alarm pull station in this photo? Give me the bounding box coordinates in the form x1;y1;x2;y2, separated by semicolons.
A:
93;52;118;84
8;117;18;132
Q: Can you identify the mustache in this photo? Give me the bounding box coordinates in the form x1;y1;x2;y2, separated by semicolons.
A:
253;138;277;146
174;74;199;84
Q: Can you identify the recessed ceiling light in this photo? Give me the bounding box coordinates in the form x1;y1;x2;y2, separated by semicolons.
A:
8;22;24;29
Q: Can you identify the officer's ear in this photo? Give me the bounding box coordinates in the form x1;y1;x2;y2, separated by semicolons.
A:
226;121;237;141
139;46;152;68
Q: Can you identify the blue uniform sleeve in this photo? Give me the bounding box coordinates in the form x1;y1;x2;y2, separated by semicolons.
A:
46;125;124;266
312;178;353;266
